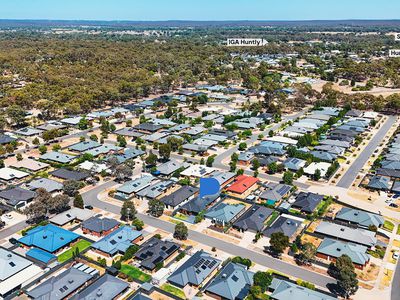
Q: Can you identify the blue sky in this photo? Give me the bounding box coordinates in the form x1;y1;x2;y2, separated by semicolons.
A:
1;0;399;21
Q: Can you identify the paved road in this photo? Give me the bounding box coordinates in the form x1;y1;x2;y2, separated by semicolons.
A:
336;116;397;188
82;181;336;289
0;220;27;240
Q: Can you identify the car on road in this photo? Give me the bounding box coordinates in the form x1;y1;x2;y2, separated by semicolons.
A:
393;251;399;260
389;203;399;208
84;205;94;210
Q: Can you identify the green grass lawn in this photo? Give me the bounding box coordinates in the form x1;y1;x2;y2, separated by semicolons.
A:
265;211;279;227
383;220;395;233
174;213;189;221
120;264;152;282
57;240;92;263
397;225;400;235
161;283;186;299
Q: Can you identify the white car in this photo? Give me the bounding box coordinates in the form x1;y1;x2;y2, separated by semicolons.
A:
393;252;399;260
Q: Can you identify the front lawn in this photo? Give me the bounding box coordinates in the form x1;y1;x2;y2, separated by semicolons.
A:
383;220;395;233
120;264;152;282
57;239;92;263
161;283;186;299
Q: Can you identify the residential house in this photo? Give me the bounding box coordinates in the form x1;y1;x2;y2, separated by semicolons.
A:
283;157;306;172
49;208;94;226
68;140;101;152
168;251;221;288
269;278;337;300
205;203;246;227
233;205;273;232
226;175;259;196
0;248;42;299
134;237;180;271
85;144;122;158
0;167;29;182
180;165;215;178
50;168;90;181
367;175;391;191
14;127;42;137
40;151;76;164
179;194;220;215
91;226;142;257
160;185;199;210
133;123;163;134
27;267;94;300
82;216;120;237
292;192;324;214
263;216;301;239
12;158;49;172
0;187;36;209
27;177;63;194
315;221;377;248
156;160;189;177
238;152;254;166
115;176;156;200
335;207;384;229
19;224;80;254
72;274;129;300
259;184;292;206
316;238;370;270
205;262;254;300
136;180;175;200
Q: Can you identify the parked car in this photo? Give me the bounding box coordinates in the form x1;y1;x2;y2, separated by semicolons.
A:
84;205;94;210
393;251;399;260
389;203;398;208
9;238;17;245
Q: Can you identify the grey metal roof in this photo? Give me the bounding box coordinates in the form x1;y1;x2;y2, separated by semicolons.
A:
233;205;273;232
0;134;16;145
205;262;254;300
40;151;76;164
263;216;301;238
157;160;189;176
135;237;180;270
0;187;36;206
315;221;377;247
270;278;337;300
317;238;370;266
292;192;324;214
335;207;384;228
205;203;245;224
69;140;101;152
161;185;198;208
82;216;120;234
116;176;155;195
136;180;174;199
367;175;390;190
50;168;89;181
27;178;63;193
168;251;221;287
209;171;235;186
27;268;93;300
180;193;219;214
259;184;292;202
134;123;163;132
71;274;128;300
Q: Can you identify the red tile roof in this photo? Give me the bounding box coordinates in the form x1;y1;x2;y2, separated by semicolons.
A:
226;175;259;194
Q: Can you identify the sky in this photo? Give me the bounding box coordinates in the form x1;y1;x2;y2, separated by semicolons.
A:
0;0;399;21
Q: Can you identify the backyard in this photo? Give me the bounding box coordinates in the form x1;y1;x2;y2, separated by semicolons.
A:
57;240;92;263
120;264;152;282
161;283;186;299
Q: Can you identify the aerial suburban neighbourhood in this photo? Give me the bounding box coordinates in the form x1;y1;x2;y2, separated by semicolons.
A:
0;1;399;300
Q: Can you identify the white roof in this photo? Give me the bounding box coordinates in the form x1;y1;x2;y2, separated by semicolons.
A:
303;162;331;177
0;167;29;181
11;158;49;171
50;207;95;225
78;161;109;173
181;165;215;177
0;249;42;296
362;111;379;119
265;136;298;145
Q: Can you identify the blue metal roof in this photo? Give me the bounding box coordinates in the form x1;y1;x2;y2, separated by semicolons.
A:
19;224;80;253
26;248;57;264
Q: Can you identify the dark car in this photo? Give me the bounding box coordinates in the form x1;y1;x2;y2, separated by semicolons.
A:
9;237;18;245
389;203;399;208
84;205;94;210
